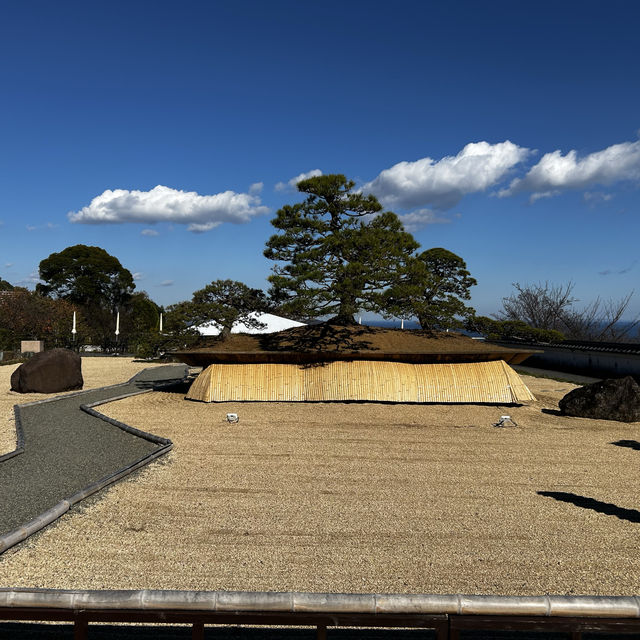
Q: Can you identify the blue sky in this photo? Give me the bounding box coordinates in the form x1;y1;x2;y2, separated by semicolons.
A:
1;0;639;319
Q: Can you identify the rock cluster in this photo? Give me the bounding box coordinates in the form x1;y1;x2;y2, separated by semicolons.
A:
10;349;83;394
559;376;640;423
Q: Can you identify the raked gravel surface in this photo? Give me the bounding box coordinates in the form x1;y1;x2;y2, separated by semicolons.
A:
0;367;639;596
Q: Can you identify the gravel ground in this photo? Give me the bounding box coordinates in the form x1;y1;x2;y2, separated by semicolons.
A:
0;358;168;456
0;370;638;596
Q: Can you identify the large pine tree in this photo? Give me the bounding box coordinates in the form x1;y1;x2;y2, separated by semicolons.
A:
264;174;419;323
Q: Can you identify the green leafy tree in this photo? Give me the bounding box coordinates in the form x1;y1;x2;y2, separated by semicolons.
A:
384;248;477;331
37;245;135;311
37;245;135;349
264;174;419;323
120;292;163;357
168;280;268;340
124;292;161;333
0;278;14;291
0;289;82;350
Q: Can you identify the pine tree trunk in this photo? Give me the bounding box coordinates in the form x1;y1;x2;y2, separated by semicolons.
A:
334;297;357;325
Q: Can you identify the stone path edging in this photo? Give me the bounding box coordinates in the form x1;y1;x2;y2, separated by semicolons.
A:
0;366;187;555
81;393;172;446
0;406;25;463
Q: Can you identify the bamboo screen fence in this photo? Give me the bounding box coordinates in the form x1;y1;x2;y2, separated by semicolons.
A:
186;359;535;404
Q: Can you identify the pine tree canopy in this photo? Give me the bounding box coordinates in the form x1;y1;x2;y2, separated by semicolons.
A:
384;247;477;331
167;279;268;339
264;174;419;323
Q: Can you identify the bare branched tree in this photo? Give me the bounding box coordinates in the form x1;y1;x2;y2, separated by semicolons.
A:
496;282;640;342
497;282;577;330
562;292;640;341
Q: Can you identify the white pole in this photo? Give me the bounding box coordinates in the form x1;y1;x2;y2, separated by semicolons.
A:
159;312;163;333
401;318;404;329
115;311;120;337
358;315;362;325
72;311;77;335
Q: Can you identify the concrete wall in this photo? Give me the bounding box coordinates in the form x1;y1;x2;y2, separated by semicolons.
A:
495;342;640;379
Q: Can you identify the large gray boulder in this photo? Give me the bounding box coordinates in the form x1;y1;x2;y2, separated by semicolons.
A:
10;348;83;394
559;376;640;423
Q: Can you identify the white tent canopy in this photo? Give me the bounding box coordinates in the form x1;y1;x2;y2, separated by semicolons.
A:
197;312;306;336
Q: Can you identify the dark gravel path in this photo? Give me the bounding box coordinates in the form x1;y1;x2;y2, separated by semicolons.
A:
0;365;187;536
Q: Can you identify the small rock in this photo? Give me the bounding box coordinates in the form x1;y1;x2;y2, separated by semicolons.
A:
558;376;640;423
10;348;83;394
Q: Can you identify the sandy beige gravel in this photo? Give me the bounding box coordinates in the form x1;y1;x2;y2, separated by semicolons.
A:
0;357;165;456
0;369;639;596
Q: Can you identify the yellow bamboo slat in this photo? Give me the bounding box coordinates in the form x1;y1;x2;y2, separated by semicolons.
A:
186;360;536;404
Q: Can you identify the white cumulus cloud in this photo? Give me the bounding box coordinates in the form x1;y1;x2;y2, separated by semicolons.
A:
363;141;530;210
583;191;615;209
68;185;269;233
398;209;453;232
584;191;613;203
141;228;159;236
25;222;59;232
500;139;640;200
132;272;144;281
159;280;174;287
17;272;42;286
275;169;323;192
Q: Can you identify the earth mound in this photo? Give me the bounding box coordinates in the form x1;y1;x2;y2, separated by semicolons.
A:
173;322;538;366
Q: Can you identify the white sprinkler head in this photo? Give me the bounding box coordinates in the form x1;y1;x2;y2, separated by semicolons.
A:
494;415;517;427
